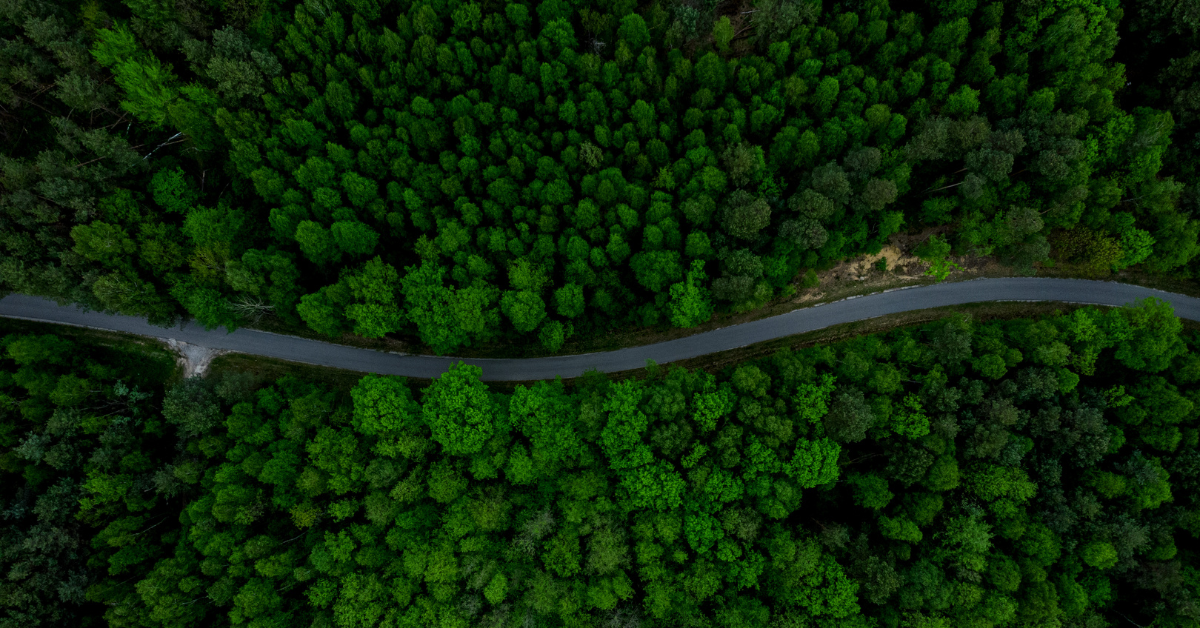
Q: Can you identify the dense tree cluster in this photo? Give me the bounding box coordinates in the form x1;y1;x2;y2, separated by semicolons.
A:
4;299;1200;627
0;331;177;628
1119;0;1200;187
1;0;1199;353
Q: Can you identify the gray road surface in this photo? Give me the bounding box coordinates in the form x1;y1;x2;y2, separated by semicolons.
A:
1;278;1197;381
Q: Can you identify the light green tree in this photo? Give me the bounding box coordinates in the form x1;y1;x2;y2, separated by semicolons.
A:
350;375;420;436
501;290;547;333
421;362;496;456
669;260;713;328
713;17;735;55
785;438;842;488
914;234;959;281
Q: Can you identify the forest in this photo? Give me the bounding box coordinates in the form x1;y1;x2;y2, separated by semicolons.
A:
1;299;1199;628
1;0;1198;353
5;1;1200;627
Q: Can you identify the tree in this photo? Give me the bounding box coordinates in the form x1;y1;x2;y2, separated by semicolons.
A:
71;222;137;265
451;285;501;341
539;18;577;59
685;511;724;554
849;474;894;510
930;313;973;366
539;319;567;352
712;253;764;303
1120;452;1173;510
630;100;656;139
182;203;247;249
918;455;959;493
1116;226;1155;269
720;191;771;240
344;257;403;338
601;380;651;470
554;283;585;319
886;394;931;438
49;374;92;407
811;77;840;118
795;373;837;423
878;513;927;548
973;354;1008;379
969;465;1036;504
913;234;959;280
713;17;735;55
693;386;736;432
669;261;712;328
695;52;726;93
150;167;200;213
811;162;851;204
350;375;420;436
5;335;74;366
617;14;650;51
341;172;378;208
171;279;240;331
623;461;686;511
782;216;830;250
943;85;980;116
508;258;549;293
1145;209;1200;273
421;362;496;456
401;262;470;354
1109;298;1185;373
297;283;351;338
294;220;341;266
782;554;861;618
92;26;181;125
331;221;379;257
162;377;221;439
721;143;766;187
427;458;468;504
966;148;1014;182
860;179;899;212
510;379;582;470
631;250;684;293
939;513;993;573
824;388;875;443
1081;541;1118;569
484;573;508;605
786;438;841;488
501;290;547;333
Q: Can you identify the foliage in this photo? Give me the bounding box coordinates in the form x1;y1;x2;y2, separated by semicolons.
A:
668;260;713;328
420;362;496;456
3;0;1200;620
0;332;174;628
5;0;1194;358
914;234;960;281
8;299;1200;626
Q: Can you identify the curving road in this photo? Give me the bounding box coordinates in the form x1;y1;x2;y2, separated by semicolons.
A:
1;278;1198;381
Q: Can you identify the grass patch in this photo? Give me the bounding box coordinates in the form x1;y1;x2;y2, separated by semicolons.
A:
203;351;558;395
235;248;1198;362
595;300;1188;384
203;352;374;395
661;301;1094;378
236;266;943;360
0;318;180;387
457;261;1200;360
1038;263;1200;298
207;301;1145;390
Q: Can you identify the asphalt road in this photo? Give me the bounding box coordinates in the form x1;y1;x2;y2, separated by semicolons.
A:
2;278;1198;381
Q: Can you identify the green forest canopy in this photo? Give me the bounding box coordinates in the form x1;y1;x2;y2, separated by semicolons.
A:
1;0;1199;355
2;299;1200;627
